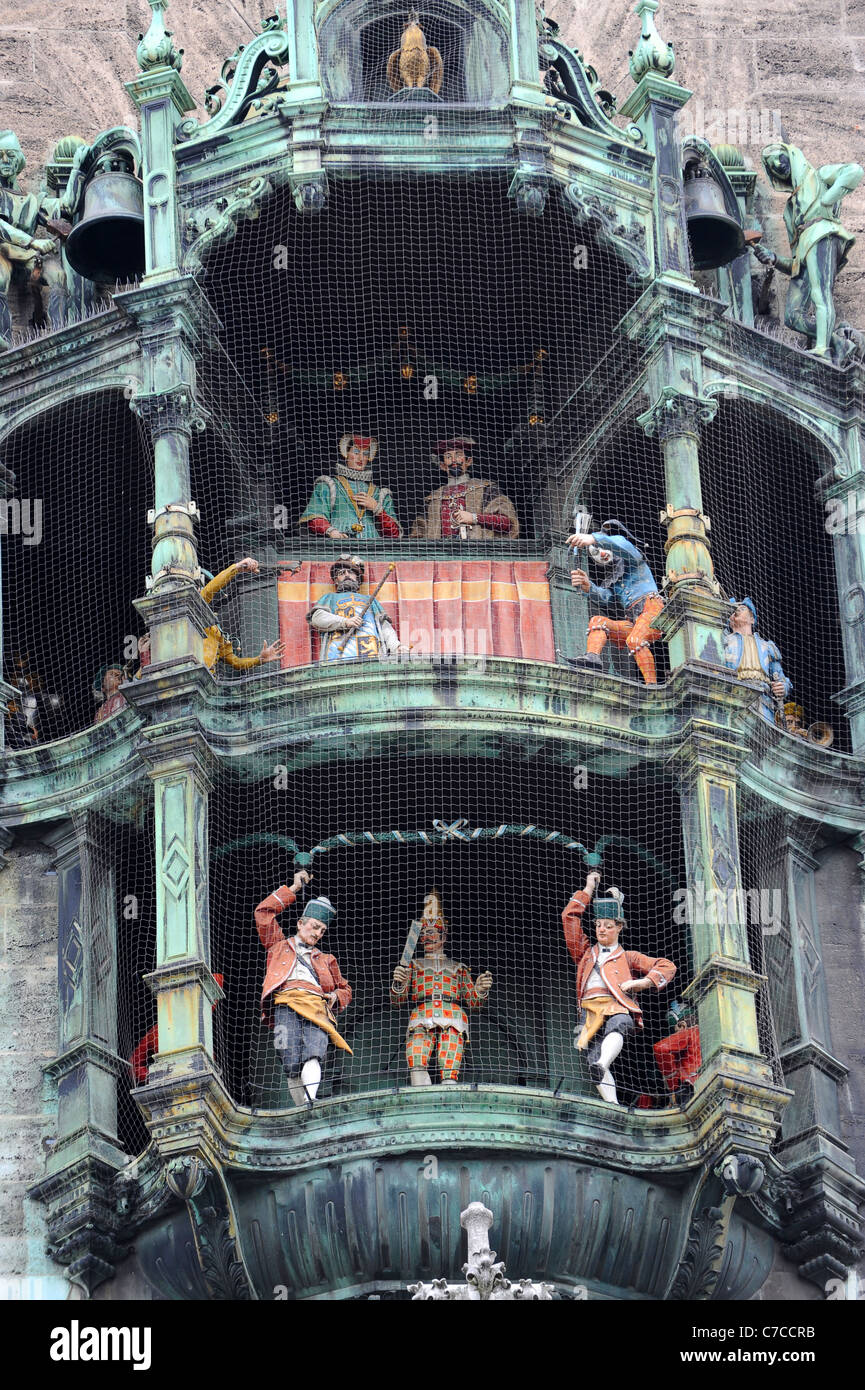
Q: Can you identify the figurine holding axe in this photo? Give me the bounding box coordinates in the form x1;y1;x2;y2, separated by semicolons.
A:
391;889;492;1087
307;555;405;663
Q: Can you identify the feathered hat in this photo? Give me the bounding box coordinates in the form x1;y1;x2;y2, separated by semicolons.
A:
339;433;378;462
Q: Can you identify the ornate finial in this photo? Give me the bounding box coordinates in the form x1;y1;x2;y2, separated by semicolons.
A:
713;144;745;170
137;0;183;73
628;0;675;82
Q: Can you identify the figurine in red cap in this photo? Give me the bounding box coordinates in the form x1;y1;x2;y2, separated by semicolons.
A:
410;438;519;540
299;433;403;540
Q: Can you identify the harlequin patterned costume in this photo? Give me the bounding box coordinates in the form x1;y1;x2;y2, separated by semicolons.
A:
391;955;488;1082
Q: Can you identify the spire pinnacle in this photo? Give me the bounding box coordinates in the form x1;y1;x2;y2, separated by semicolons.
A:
136;0;183;73
628;0;675;82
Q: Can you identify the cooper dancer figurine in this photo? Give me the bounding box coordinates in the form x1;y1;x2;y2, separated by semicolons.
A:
567;519;664;684
391;889;492;1085
562;871;676;1105
254;870;352;1107
652;999;701;1107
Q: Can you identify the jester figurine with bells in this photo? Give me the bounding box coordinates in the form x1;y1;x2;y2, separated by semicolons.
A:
308;553;406;663
563;871;676;1105
200;557;285;673
254;870;352;1107
391;890;492;1086
567;519;664;684
299;433;403;540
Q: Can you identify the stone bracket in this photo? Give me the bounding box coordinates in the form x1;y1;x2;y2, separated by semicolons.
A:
164;1155;255;1300
561;180;652;284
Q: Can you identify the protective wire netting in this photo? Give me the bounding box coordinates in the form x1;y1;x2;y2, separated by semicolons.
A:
1;154;853;1147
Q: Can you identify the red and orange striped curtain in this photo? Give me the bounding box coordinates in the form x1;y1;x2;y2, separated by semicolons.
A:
278;560;555;665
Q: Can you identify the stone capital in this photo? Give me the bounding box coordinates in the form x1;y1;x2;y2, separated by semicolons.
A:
637;387;718;443
129;381;209;436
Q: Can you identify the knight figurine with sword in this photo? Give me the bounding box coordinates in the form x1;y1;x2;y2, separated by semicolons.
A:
391;889;492;1086
307;554;406;662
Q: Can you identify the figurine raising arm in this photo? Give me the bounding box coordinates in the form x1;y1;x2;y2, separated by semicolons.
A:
568;519;664;684
254;869;352;1107
562;870;676;1105
201;558;285;673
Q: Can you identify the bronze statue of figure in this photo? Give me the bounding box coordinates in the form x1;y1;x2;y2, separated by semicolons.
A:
755;141;863;361
0;131;86;348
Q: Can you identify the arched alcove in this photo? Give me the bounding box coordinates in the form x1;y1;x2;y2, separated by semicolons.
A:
317;0;511;105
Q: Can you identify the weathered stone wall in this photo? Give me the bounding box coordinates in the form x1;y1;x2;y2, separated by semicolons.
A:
0;842;67;1298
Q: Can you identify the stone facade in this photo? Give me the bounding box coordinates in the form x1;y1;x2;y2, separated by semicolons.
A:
0;843;65;1298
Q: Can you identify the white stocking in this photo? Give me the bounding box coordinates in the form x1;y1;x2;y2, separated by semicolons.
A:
300;1059;322;1102
287;1077;307;1108
596;1031;624;1105
598;1032;624;1071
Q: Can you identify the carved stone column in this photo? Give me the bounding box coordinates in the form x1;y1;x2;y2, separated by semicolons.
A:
637;386;729;672
619;2;693;289
29;816;128;1297
823;434;865;752
125;3;194;282
676;732;774;1089
119;279;215;669
140;739;220;1087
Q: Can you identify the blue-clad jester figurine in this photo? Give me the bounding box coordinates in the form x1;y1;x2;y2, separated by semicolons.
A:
723;598;791;722
567;517;664;683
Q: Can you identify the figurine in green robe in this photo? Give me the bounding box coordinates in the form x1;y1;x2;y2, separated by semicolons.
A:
299;433;403;540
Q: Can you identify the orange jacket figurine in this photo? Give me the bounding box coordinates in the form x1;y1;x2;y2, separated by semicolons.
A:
562;870;676;1105
254;871;352;1107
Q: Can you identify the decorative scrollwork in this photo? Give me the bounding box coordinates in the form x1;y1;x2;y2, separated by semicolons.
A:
669;1201;731;1300
562;181;652;284
183;175;273;274
539;19;645;149
129;382;210;435
164;1155;254;1300
176;16;290;144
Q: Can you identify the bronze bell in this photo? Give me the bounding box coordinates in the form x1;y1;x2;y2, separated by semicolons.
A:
682;159;746;271
65;161;145;283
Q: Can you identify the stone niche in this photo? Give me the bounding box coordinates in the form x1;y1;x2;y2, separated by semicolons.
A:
317;0;511;105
